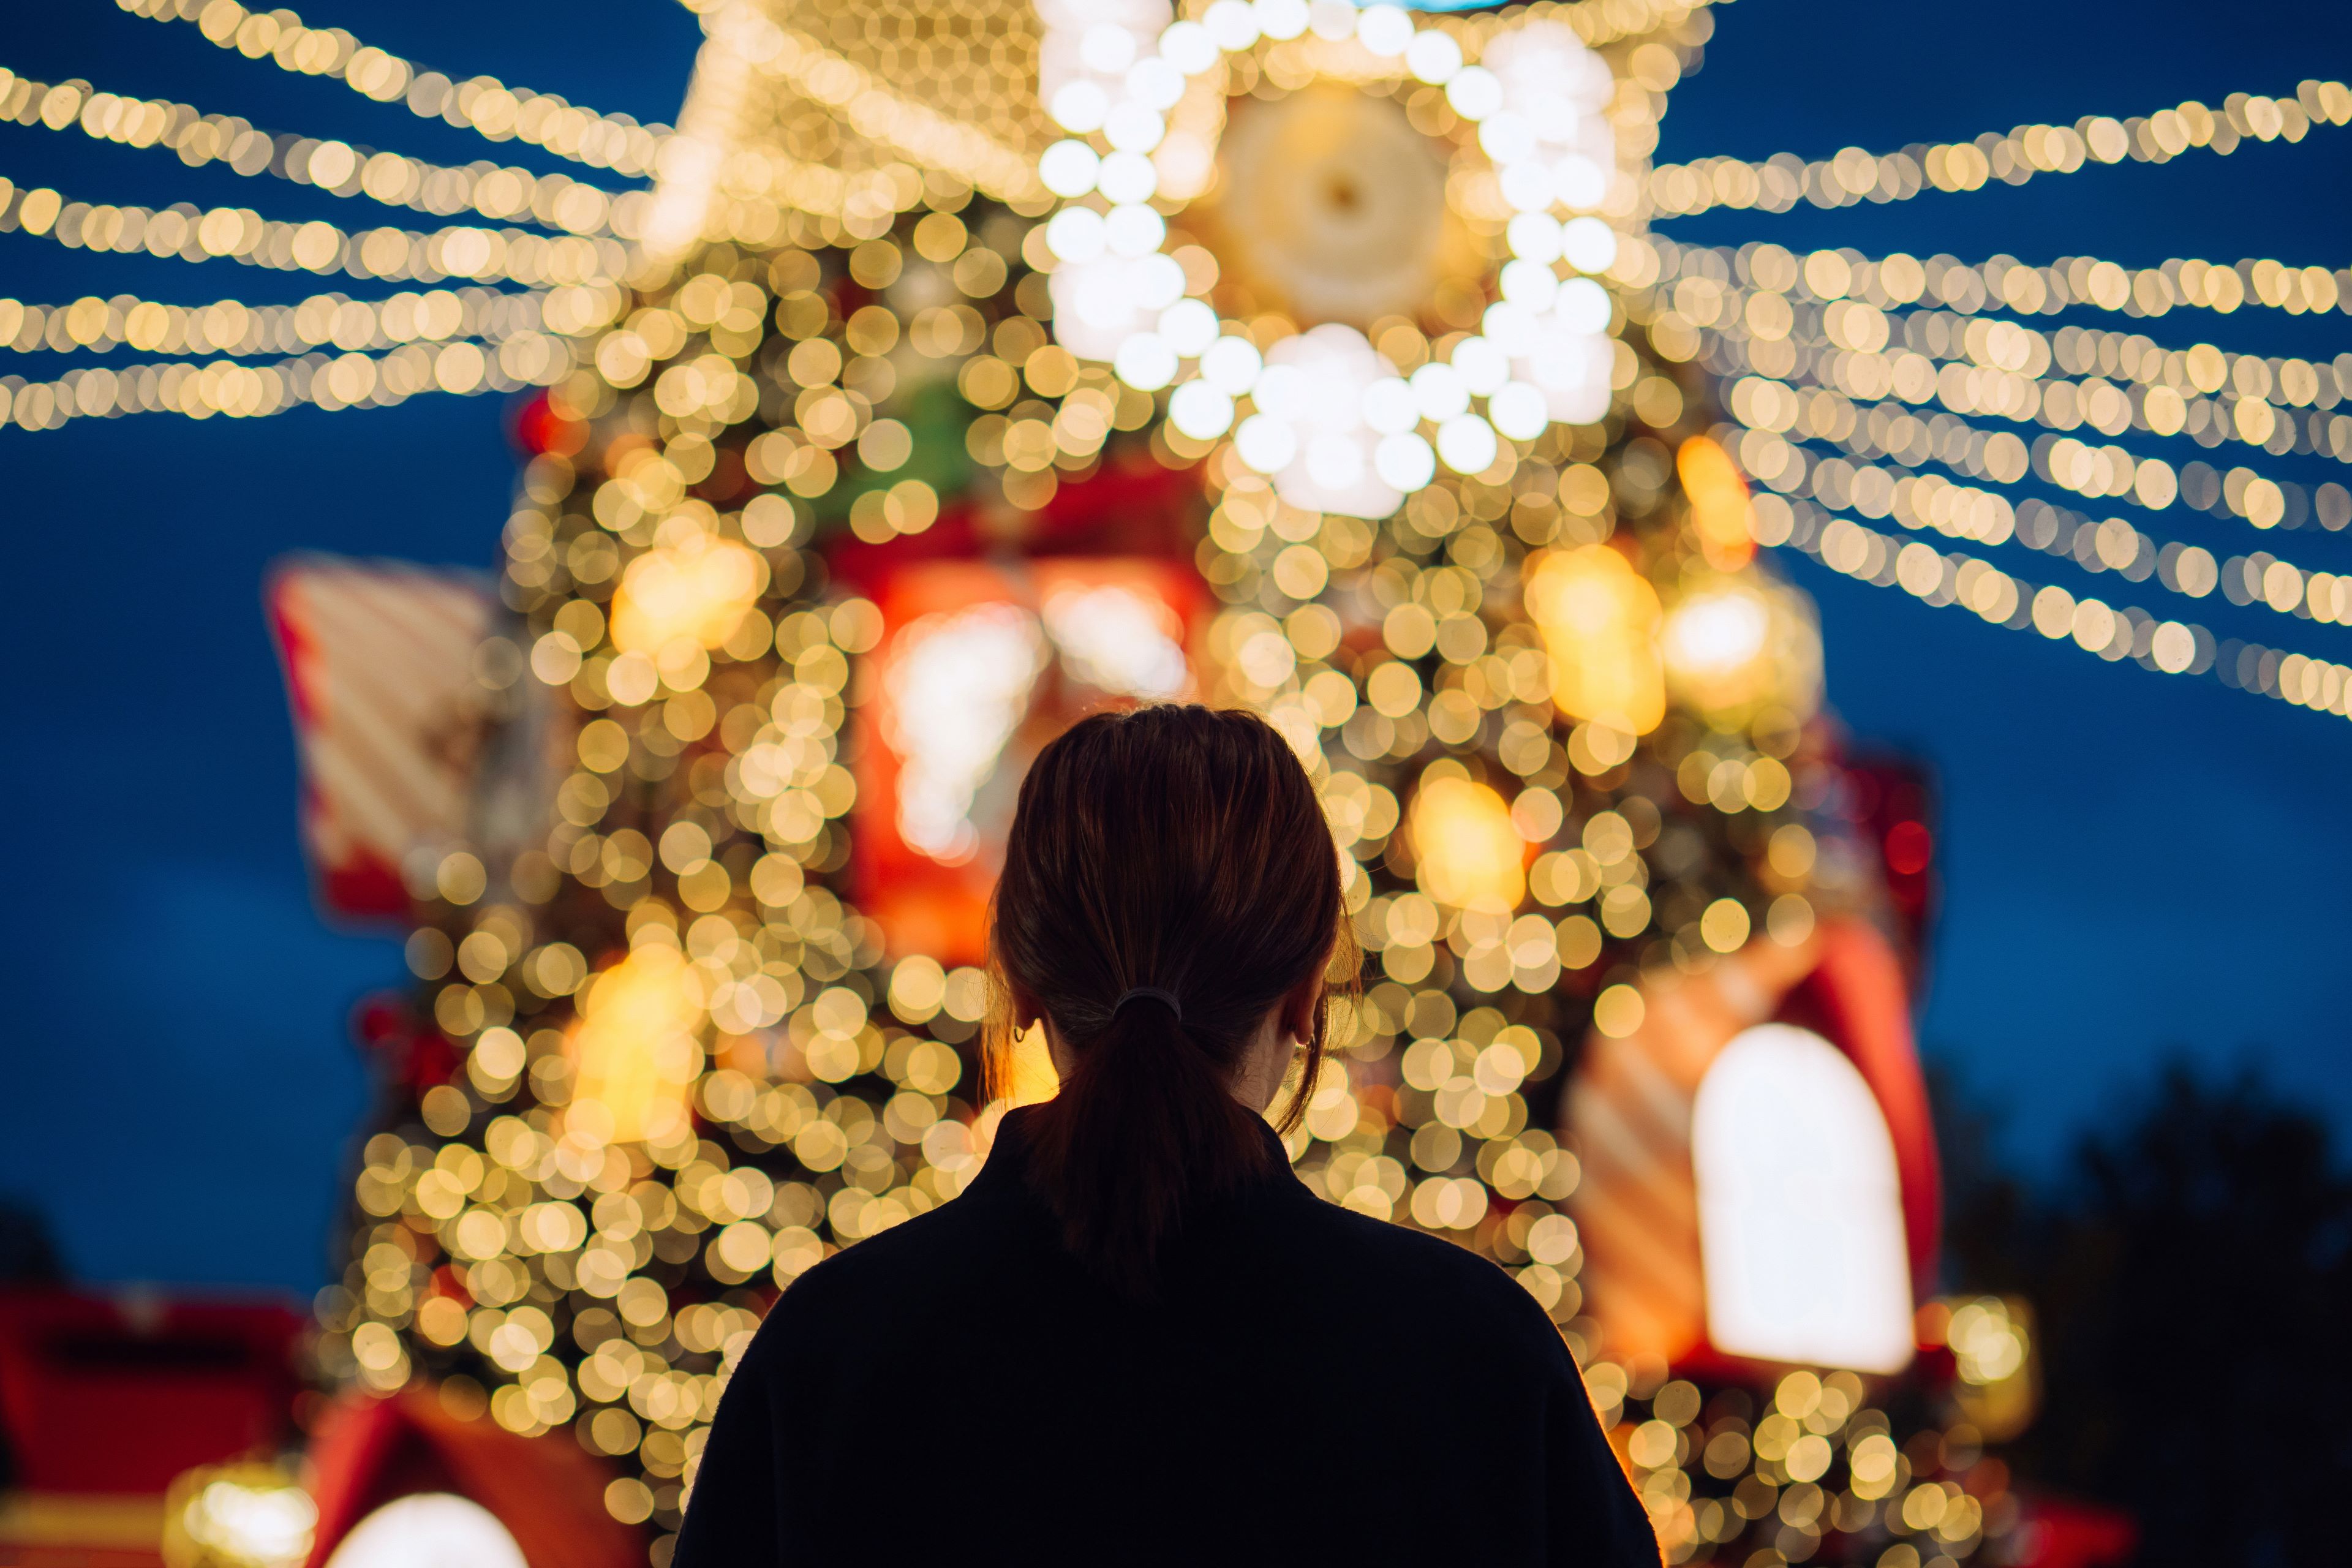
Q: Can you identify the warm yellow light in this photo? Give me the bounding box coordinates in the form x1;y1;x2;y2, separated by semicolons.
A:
609;533;763;657
1408;774;1525;913
163;1464;316;1568
1660;572;1821;725
1660;575;1773;720
1525;545;1665;736
1947;1295;2040;1441
567;943;702;1143
1678;435;1755;570
1001;1022;1060;1109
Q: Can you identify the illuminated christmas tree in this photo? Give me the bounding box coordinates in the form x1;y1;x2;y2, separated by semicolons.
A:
306;5;2026;1566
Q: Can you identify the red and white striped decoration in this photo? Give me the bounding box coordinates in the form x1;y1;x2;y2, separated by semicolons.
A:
267;558;493;919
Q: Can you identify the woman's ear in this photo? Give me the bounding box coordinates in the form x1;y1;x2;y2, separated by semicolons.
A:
1008;982;1043;1031
1280;973;1324;1046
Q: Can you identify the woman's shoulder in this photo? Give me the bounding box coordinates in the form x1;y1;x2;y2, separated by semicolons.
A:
737;1178;1041;1348
737;1167;1567;1375
766;1187;997;1297
1265;1180;1568;1343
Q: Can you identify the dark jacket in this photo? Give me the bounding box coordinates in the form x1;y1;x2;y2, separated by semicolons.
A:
674;1107;1657;1565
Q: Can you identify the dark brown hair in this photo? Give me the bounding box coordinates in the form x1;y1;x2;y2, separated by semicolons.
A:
988;704;1348;1294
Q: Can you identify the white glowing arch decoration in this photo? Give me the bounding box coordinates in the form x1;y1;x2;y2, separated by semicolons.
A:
322;1494;528;1568
1691;1023;1915;1374
1031;1;1624;514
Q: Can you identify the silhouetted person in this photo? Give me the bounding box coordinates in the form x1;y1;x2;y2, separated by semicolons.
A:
677;706;1654;1564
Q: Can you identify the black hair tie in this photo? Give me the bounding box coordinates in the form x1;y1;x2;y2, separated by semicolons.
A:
1110;987;1182;1023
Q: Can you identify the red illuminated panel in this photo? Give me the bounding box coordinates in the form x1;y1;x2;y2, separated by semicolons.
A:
852;557;1207;966
0;1291;301;1495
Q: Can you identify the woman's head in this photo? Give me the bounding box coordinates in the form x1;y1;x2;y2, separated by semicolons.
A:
989;704;1348;1293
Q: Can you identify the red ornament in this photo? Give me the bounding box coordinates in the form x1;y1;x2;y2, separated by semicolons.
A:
511;391;586;457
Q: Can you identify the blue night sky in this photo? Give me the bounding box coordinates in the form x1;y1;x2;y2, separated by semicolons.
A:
1;1;2346;1293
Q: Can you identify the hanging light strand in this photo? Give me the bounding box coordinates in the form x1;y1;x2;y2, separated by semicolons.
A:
1651;242;2352;428
112;0;671;178
1727;347;2351;532
1667;238;2351;322
0;322;576;433
1739;419;2352;631
0;283;584;362
0;68;630;239
1992;491;2352;629
1648;251;2352;478
1750;486;2352;724
1706;328;2349;540
1721;336;2350;477
1679;270;2352;448
1651;79;2352;217
0;173;633;292
1718;352;2347;511
1654;270;2352;532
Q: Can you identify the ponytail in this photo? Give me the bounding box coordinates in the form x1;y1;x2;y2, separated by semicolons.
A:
987;706;1347;1297
1026;994;1277;1295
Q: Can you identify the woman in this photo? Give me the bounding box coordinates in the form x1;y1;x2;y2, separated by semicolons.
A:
676;705;1654;1564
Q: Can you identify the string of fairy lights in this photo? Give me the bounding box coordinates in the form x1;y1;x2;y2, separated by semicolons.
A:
2;3;2338;1567
1747;481;2352;718
113;0;672;178
1715;366;2347;622
1651;79;2351;217
1732;243;2352;322
1649;245;2352;475
0;0;657;430
1585;227;2352;721
0;11;2335;673
0;283;564;354
1784;435;2346;637
0;170;632;289
0;67;628;237
1728;375;2352;628
0;318;573;428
